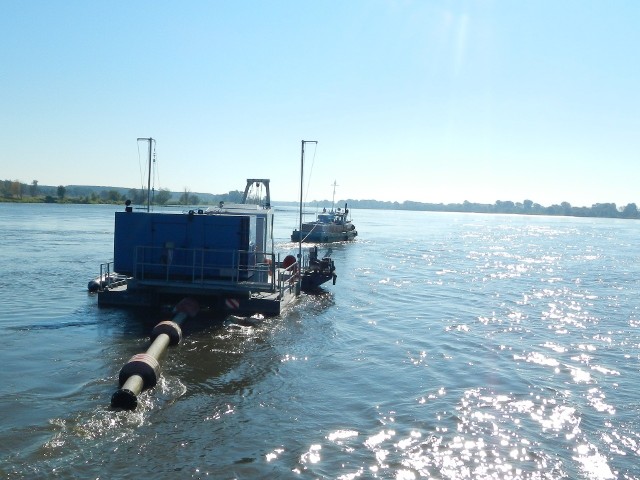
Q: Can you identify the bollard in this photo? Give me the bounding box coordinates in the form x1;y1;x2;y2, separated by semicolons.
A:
111;298;200;410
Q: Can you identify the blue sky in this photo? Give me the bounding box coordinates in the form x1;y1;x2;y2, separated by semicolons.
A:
1;1;639;207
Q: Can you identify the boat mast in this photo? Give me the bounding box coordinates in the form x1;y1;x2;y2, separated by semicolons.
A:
298;140;317;294
137;137;154;212
331;180;338;212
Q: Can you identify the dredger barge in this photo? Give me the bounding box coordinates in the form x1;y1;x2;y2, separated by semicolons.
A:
90;140;336;410
91;178;336;317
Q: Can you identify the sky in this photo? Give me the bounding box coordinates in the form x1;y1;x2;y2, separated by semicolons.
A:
1;1;639;207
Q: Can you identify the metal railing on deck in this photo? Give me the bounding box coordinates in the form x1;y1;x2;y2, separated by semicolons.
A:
132;245;277;291
95;261;128;290
100;261;113;283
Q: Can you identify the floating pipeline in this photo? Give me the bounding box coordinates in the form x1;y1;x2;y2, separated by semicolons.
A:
111;297;200;410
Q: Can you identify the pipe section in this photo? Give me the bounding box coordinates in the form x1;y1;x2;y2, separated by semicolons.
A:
111;298;200;410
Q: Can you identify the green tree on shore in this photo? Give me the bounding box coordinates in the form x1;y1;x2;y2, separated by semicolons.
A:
154;188;172;205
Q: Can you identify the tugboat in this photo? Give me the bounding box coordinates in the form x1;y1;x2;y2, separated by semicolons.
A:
291;181;357;243
90;139;336;317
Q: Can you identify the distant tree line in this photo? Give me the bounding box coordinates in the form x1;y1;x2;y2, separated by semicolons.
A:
336;198;640;219
0;179;244;206
293;197;639;219
2;179;639;219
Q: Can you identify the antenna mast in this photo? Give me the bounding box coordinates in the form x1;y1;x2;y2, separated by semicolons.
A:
137;137;155;212
298;140;317;294
331;180;338;211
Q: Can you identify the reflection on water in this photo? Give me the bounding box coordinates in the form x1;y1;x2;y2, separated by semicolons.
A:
2;205;640;478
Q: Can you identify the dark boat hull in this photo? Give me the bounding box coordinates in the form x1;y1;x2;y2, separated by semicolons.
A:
299;254;337;290
291;229;357;243
301;270;337;290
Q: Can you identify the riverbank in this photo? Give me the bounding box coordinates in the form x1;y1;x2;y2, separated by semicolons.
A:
2;194;639;220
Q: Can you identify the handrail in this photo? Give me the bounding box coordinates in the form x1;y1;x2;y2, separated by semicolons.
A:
132;245;277;290
95;261;128;291
99;248;308;300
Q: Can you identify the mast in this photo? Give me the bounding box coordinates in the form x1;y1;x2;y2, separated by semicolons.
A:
331;180;338;212
137;137;154;212
298;140;317;295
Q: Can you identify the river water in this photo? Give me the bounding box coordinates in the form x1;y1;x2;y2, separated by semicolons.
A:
1;202;639;479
